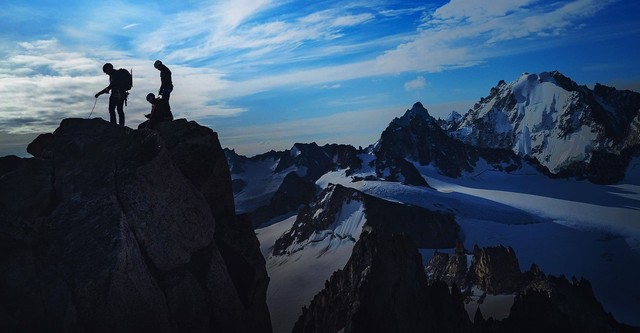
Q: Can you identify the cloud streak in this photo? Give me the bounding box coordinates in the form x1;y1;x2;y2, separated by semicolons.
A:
186;0;619;100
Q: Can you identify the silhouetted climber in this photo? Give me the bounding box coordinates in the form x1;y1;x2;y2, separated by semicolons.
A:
154;60;173;101
138;93;173;130
94;63;132;126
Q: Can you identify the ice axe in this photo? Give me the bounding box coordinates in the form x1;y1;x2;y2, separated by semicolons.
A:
88;96;98;119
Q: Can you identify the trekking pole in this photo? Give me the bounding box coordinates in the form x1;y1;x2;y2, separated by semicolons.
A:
88;97;98;119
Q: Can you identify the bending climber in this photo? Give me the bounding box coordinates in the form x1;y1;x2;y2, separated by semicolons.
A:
94;63;132;126
154;60;173;101
138;93;173;130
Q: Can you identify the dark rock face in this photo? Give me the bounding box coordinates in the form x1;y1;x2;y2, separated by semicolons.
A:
372;149;430;186
426;245;522;294
425;244;468;288
479;276;628;333
0;118;271;333
249;171;317;227
469;245;522;294
375;102;475;178
362;189;459;249
330;144;363;174
292;231;471;333
554;149;633;184
155;120;272;332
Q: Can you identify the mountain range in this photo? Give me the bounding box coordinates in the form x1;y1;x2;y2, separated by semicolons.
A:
227;71;640;332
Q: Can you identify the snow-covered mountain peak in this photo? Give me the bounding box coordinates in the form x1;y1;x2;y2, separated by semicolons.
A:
446;110;463;123
451;70;640;180
437;110;464;131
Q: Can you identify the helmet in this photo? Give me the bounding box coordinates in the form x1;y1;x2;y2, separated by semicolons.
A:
146;93;155;102
154;60;162;68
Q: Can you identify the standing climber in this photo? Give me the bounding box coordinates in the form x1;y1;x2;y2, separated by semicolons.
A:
154;60;173;102
94;63;132;126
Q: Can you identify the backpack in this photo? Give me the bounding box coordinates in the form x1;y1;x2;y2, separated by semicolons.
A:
118;68;133;91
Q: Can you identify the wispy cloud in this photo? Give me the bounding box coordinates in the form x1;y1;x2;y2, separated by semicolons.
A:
122;23;140;30
138;3;377;67
206;0;618;97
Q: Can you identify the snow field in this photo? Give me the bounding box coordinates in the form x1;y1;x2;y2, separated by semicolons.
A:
259;200;368;333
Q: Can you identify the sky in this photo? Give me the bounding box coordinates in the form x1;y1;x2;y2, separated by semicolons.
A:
1;0;639;157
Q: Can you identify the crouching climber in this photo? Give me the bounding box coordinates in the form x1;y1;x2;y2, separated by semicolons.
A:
138;93;173;130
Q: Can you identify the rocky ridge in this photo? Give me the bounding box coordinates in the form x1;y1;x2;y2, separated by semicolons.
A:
294;231;635;332
0;118;271;333
225;143;362;227
272;183;460;256
425;244;634;332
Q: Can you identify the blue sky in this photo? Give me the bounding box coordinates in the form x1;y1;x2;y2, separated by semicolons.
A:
1;0;639;157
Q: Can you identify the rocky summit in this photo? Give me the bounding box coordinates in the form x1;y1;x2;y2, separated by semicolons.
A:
0;118;271;333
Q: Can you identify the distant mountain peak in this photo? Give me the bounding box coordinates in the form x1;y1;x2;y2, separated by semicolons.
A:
392;101;435;127
407;101;431;118
450;70;640;182
412;101;426;111
446;110;462;123
512;70;581;93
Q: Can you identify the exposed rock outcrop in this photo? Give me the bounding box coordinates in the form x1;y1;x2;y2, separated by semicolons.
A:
248;171;317;227
424;245;635;332
426;245;522;294
0;118;271;333
475;275;632;333
425;243;468;288
469;245;522;294
272;183;460;256
292;231;471;333
295;236;636;333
